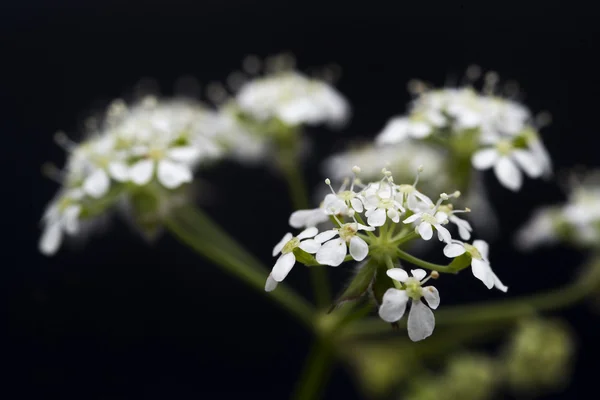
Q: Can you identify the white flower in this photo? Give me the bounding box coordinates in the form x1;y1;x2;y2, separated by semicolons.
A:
403;208;451;243
437;205;472;240
375;116;432;145
396;182;434;212
39;188;85;256
362;182;405;227
515;207;559;250
235;71;350;127
378;268;439;342
289;207;330;229
472;139;543;191
129;144;200;189
443;240;507;291
315;222;374;266
269;227;321;284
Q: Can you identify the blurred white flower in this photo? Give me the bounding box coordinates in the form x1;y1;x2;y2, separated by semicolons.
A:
39;188;85;256
235;71;350;127
472;139;542;191
378;268;439;342
443;240;507;291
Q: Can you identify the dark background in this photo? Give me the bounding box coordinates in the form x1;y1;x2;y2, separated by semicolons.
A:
2;1;599;399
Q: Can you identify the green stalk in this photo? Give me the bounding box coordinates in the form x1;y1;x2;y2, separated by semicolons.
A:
291;338;336;400
165;205;315;328
396;248;464;273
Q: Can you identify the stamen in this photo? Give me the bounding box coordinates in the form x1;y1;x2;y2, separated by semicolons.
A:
324;178;336;194
413;165;424;187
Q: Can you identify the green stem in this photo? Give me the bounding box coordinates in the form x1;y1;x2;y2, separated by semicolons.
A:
291;338;335;400
345;272;596;337
396;248;462;273
165;205;315;328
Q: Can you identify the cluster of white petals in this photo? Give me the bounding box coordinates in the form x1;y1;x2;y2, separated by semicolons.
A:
374;82;552;191
266;167;507;311
40;98;225;256
234;71;350;128
517;171;600;249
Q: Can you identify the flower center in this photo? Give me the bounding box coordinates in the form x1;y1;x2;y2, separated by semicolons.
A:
378;197;395;209
148;148;165;160
398;184;414;194
338;223;358;242
464;243;482;260
496;139;513;155
338;190;356;202
282;237;300;254
421;213;438;225
405;277;423;299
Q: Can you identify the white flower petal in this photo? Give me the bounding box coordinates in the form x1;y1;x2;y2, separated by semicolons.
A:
129;159;155;185
443;243;466;258
273;232;293;256
512;149;543;178
422;286;440;310
418;222;433;240
407;300;435;342
473;240;490;259
288;209;328;229
357;223;376;232
107;162;129;182
157;159;192;189
315;230;338;243
378;288;409;323
39;223;62;256
315;238;347;266
297;226;318;240
411;269;427;281
167;146;201;163
265;274;278;292
414;192;434;207
62;205;81;234
298;239;320;254
376;117;409;145
472;148;499;170
471;259;495;289
494;156;522;191
435;224;452;243
367;208;387;227
386;268;409;282
83;169;110;198
271;253;296;282
387;208;400;223
350;198;364;212
349;236;369;261
403;213;422;224
492;272;508;292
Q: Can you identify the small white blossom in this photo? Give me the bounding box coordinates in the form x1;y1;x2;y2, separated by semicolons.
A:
269;227;321;284
403;204;452;243
315;222;374;266
437;204;473;240
39;188;85;256
376;116;432;144
472;139;543;191
362;181;405;227
289;207;330;229
443;240;507;291
235;71;350;127
378;268;439;342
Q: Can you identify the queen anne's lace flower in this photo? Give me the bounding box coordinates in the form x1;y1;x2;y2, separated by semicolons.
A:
403;196;452;243
269;227;321;283
443;240;507;291
235;71;350;127
315;222;374;266
378;268;440;342
363;181;405;227
472;139;542;191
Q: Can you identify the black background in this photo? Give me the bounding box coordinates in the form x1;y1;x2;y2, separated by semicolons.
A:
2;1;600;399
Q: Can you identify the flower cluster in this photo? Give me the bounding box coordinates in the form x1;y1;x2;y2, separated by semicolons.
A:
517;170;600;250
266;167;507;341
40;98;224;255
40;55;351;257
374;72;552;191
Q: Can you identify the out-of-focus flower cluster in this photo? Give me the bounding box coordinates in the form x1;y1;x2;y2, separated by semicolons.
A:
324;68;552;197
40;54;350;256
266;167;507;341
517;170;600;250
